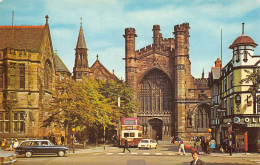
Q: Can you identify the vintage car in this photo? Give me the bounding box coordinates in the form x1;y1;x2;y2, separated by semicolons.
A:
0;149;17;164
15;140;69;158
138;139;157;149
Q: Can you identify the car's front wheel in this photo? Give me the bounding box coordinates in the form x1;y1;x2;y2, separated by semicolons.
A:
25;151;32;158
57;150;65;157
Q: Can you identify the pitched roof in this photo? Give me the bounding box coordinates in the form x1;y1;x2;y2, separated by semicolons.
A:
54;54;71;74
76;25;87;49
211;67;221;80
0;25;45;52
90;59;119;81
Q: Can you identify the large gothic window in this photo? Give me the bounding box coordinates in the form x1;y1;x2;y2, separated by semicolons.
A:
196;104;210;128
139;69;172;113
44;61;52;90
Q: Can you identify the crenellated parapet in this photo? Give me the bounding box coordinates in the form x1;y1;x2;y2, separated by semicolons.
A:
124;28;137;37
0;48;34;60
174;23;190;32
136;44;171;57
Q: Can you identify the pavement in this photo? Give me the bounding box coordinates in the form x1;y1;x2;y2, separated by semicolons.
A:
67;140;260;158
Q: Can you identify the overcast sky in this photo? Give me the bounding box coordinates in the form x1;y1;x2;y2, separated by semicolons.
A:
0;0;259;79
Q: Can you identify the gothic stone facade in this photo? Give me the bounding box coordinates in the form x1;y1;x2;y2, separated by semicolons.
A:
124;23;211;140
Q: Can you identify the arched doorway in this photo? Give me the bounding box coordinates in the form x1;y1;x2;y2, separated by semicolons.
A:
149;118;163;140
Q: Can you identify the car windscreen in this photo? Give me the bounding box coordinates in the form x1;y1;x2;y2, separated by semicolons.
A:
140;140;149;143
20;142;31;146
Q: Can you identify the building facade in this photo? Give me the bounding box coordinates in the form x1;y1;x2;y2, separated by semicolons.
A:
0;16;69;138
124;23;211;140
209;24;260;152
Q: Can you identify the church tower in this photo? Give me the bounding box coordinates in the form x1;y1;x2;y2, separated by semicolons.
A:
73;21;89;81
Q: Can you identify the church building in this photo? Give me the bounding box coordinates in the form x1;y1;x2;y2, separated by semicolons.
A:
73;22;118;82
124;23;211;140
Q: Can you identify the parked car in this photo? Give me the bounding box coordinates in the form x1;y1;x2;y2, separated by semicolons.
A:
0;149;17;164
138;139;157;149
15;140;69;158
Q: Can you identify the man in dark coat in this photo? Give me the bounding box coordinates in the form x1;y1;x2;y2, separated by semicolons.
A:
190;150;205;165
122;138;130;153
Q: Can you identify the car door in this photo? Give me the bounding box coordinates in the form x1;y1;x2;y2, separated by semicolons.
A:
30;141;41;154
41;141;57;154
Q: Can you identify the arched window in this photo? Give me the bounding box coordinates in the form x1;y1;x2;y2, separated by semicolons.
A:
44;61;52;90
139;69;172;113
196;104;210;128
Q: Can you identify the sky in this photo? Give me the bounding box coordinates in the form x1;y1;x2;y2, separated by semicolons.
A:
0;0;260;79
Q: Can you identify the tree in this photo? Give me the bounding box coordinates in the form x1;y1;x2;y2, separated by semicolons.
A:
240;69;260;114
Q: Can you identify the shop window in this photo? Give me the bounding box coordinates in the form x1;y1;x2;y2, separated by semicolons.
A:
13;112;25;133
0;112;10;133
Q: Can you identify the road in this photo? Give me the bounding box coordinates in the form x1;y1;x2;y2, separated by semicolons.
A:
15;142;260;165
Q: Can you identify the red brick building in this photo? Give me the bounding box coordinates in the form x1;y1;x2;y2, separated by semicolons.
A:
124;23;211;140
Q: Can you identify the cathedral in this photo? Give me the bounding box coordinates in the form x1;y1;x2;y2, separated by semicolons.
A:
124;23;211;140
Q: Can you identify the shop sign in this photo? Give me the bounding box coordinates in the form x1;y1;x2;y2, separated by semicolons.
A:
247;124;260;127
233;116;260;124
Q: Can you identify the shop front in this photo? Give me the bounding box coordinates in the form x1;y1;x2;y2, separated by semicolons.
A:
227;115;260;153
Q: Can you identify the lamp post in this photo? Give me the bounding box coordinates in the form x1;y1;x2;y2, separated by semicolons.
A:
72;127;75;153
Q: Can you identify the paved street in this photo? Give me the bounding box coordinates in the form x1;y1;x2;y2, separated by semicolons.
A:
14;141;260;165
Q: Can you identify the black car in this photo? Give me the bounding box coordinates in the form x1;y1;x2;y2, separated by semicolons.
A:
15;140;69;158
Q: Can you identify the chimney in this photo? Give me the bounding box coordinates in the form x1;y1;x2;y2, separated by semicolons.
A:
215;58;221;67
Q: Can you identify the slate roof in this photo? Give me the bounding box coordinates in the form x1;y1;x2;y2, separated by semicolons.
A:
76;25;87;49
0;25;45;52
54;54;71;74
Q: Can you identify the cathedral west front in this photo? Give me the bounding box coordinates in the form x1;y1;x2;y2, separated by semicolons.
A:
124;23;211;140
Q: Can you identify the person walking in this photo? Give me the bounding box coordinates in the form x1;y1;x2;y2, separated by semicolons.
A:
13;139;19;149
190;150;205;165
61;134;65;146
122;138;130;153
178;137;185;155
209;138;216;153
9;139;14;151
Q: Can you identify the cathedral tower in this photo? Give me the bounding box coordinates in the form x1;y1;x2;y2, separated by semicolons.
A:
73;21;89;81
174;23;190;136
124;28;137;87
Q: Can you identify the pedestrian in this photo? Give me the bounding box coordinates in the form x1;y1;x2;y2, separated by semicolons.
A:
209;138;216;152
122;138;130;153
205;138;210;154
156;135;159;145
61;134;65;146
9;138;14;151
13;139;19;149
178;137;185;155
1;139;6;150
190;150;205;165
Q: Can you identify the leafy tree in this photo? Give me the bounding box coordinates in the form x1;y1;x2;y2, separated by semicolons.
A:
240;69;260;113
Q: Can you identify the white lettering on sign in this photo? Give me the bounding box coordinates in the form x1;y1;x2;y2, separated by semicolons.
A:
253;118;256;123
245;118;250;123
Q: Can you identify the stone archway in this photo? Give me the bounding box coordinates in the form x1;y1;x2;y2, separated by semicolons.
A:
149;118;163;140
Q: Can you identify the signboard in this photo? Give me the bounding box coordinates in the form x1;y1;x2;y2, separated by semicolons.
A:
247;124;260;127
244;131;248;152
232;116;260;124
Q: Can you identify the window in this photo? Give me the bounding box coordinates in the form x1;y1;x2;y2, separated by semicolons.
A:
61;73;64;80
0;64;3;88
229;97;234;115
44;62;51;90
13;112;25;133
229;73;233;89
139;69;172;113
123;133;129;138
10;64;16;89
130;132;135;137
196;105;210;129
0;112;10;133
138;133;142;138
19;64;25;89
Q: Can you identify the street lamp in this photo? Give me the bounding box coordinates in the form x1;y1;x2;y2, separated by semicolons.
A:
72;127;75;153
